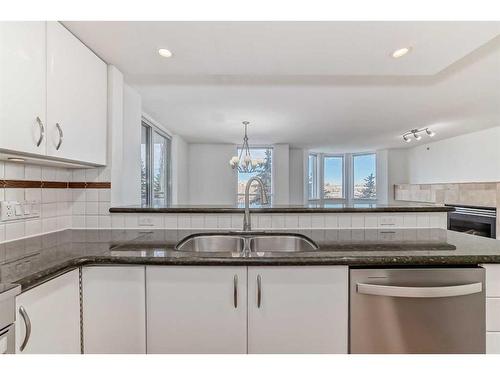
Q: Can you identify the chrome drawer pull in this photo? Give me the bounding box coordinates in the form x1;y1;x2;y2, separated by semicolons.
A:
233;274;238;309
19;306;31;352
357;282;482;298
257;274;262;308
55;123;63;150
35;116;44;147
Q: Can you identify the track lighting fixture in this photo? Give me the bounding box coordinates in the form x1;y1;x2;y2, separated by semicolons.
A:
401;128;436;143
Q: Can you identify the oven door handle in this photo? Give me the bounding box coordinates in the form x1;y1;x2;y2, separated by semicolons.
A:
357;282;482;298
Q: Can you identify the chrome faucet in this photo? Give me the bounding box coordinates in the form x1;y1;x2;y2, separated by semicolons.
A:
243;177;269;231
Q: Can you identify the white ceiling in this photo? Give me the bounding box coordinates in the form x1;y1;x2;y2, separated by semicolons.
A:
64;21;500;151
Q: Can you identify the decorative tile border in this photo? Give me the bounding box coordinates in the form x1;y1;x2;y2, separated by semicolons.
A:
0;180;111;189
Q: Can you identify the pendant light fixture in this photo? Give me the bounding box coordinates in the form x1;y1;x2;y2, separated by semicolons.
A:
229;121;258;172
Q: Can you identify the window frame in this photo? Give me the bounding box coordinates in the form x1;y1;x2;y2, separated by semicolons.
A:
236;145;274;206
141;117;172;206
321;153;346;201
307;151;377;204
351;152;377;202
307;153;319;200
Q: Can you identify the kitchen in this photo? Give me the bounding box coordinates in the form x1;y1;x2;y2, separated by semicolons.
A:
2;4;500;370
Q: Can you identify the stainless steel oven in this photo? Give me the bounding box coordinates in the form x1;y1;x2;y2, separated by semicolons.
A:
447;204;496;238
350;268;485;354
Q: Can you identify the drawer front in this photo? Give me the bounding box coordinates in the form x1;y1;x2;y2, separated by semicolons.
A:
487;332;500;354
486;298;500;331
484;265;500;297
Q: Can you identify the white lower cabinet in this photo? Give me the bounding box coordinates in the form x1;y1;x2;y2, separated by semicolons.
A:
487;332;500;354
15;269;80;354
247;266;348;354
146;266;247;354
483;264;500;353
82;266;146;354
146;265;348;354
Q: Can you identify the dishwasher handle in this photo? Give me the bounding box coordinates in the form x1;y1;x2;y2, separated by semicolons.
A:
357;282;483;298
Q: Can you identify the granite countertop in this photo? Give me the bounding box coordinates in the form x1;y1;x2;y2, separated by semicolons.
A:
1;228;500;291
110;202;453;213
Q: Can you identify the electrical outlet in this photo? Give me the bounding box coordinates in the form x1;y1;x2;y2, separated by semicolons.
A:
1;201;40;222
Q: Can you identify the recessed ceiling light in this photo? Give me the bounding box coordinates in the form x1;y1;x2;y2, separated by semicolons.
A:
392;47;411;58
158;48;173;58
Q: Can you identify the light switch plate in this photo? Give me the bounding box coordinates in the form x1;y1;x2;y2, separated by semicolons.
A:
1;201;40;222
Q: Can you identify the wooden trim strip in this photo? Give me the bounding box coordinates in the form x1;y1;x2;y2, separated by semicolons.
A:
41;181;69;189
68;182;87;189
2;180;43;188
1;180;111;189
85;182;111;189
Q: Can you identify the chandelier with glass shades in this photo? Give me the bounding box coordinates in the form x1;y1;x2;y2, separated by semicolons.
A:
229;121;262;173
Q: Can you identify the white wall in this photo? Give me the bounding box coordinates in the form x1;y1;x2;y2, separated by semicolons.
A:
121;84;142;205
107;66;124;206
387;148;409;203
407;126;500;184
273;144;290;205
289;148;305;205
171;134;189;204
375;149;389;204
188;144;237;205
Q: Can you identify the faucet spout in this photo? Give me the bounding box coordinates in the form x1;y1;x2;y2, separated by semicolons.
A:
243;177;268;231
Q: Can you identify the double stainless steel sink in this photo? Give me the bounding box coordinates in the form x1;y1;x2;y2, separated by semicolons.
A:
175;232;318;254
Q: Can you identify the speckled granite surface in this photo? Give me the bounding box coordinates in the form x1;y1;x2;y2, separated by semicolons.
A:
1;228;499;291
110;202;453;213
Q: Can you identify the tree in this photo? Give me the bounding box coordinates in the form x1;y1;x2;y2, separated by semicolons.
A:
360;173;376;199
252;149;272;205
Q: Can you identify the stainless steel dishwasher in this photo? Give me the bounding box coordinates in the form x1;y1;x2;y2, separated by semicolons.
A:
350;268;485;354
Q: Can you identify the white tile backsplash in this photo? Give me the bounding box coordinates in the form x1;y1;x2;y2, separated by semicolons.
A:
1;160;449;243
24;165;42;180
5;162;24;179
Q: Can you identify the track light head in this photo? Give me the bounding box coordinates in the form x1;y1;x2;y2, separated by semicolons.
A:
426;128;435;137
403;135;411;143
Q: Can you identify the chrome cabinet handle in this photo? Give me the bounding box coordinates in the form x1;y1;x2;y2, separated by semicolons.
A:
35;116;44;147
19;306;31;352
357;282;483;298
55;123;63;150
257;274;262;308
233;274;238;309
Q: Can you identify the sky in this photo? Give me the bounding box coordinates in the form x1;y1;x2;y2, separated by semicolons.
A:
324;154;376;185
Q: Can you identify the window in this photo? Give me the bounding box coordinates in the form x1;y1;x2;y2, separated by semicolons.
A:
323;155;344;199
141;120;171;206
308;154;318;200
237;147;272;206
353;153;376;200
307;152;376;202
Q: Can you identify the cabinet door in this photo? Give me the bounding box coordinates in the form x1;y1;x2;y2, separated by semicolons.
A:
0;21;46;154
15;269;80;354
248;266;348;354
46;21;107;165
82;266;146;353
146;266;247;353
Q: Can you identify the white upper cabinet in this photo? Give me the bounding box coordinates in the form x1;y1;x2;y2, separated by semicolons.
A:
247;266;348;354
146;266;247;354
46;22;107;165
0;22;47;155
15;269;80;354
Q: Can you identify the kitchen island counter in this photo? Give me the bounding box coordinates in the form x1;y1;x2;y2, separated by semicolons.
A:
1;228;498;291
